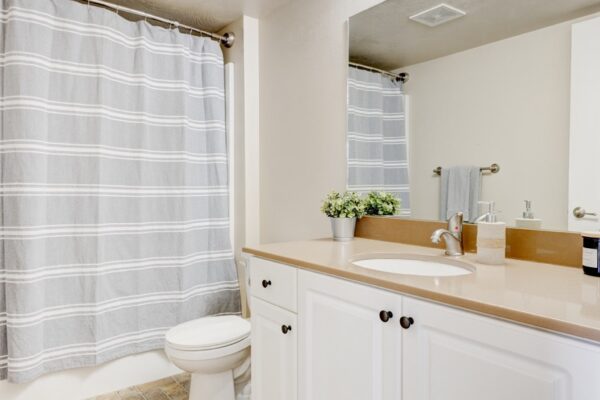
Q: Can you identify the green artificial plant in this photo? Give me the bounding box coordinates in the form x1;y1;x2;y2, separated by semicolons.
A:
320;191;365;219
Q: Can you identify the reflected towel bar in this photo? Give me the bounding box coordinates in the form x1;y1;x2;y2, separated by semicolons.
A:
433;163;500;176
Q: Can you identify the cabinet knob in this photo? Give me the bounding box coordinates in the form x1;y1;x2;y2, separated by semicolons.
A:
261;279;272;288
281;325;292;334
379;310;393;322
399;316;414;329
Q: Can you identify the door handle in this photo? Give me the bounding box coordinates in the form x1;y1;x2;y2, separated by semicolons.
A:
573;207;597;219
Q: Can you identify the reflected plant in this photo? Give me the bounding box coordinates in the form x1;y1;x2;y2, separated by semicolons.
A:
363;191;401;216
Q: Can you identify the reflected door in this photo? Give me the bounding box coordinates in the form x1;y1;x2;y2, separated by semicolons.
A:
569;16;600;231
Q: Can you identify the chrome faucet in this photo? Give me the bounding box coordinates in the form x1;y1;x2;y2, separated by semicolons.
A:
431;212;464;256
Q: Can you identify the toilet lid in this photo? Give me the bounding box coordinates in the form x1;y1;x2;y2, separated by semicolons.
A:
166;315;250;351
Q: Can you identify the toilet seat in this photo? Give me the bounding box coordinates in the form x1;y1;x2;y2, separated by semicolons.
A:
166;315;250;352
166;335;250;362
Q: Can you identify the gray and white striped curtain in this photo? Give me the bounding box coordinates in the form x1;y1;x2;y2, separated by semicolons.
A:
0;0;240;382
347;66;410;215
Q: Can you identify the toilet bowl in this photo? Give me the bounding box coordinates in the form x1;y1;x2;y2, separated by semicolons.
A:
165;315;251;400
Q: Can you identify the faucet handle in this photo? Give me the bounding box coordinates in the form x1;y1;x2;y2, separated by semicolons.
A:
447;212;463;234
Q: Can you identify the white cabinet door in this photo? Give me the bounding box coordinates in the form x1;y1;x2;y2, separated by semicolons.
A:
251;297;297;400
403;296;600;400
298;270;402;400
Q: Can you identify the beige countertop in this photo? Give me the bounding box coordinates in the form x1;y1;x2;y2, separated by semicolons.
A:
243;238;600;344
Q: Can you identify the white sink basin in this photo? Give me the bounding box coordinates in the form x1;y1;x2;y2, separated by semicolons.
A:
352;254;474;277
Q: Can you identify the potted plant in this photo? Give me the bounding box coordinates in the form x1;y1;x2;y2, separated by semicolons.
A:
321;191;365;241
363;191;401;216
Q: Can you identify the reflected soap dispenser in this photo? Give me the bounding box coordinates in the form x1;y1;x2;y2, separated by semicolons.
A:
475;201;506;265
515;200;542;229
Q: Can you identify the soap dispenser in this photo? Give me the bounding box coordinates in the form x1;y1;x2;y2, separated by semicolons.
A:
475;201;506;265
515;200;542;229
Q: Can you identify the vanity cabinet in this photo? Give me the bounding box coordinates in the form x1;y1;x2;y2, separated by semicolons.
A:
249;258;298;400
249;257;600;400
402;296;600;400
298;269;402;400
250;297;297;400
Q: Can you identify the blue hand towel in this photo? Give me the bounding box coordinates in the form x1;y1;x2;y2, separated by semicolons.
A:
440;166;481;222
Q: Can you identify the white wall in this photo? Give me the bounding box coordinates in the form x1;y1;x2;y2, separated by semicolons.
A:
220;15;260;254
220;18;246;258
402;18;581;230
241;18;261;249
258;0;385;243
220;16;259;317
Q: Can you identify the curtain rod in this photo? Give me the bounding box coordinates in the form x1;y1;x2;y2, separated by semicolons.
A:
81;0;235;47
349;61;409;83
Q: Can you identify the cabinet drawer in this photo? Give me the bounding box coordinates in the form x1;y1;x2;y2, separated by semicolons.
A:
250;257;297;312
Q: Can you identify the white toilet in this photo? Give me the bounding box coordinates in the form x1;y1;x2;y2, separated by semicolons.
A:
165;262;252;400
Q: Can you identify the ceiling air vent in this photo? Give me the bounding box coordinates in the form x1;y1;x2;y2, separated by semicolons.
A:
409;3;466;27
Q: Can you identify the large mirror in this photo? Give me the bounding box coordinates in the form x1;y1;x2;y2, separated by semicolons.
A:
348;0;600;232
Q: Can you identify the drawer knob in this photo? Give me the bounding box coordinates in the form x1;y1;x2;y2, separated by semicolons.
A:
281;325;292;334
379;310;393;322
261;279;272;288
400;316;414;329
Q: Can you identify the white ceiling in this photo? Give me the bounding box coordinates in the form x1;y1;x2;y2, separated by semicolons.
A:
350;0;600;70
108;0;290;32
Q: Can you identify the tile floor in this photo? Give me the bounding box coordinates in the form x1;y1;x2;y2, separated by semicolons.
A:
88;373;190;400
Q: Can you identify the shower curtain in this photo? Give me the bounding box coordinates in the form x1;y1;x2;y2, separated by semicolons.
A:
0;0;240;382
347;66;410;215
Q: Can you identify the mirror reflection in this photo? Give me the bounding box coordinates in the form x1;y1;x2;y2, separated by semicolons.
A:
348;0;600;231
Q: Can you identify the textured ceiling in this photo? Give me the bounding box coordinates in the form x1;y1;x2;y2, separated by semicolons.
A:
106;0;290;32
350;0;600;70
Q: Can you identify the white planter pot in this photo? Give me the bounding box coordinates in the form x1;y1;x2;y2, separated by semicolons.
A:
329;217;357;241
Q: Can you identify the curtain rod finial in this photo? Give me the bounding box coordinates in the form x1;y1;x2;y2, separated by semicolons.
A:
221;32;235;48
